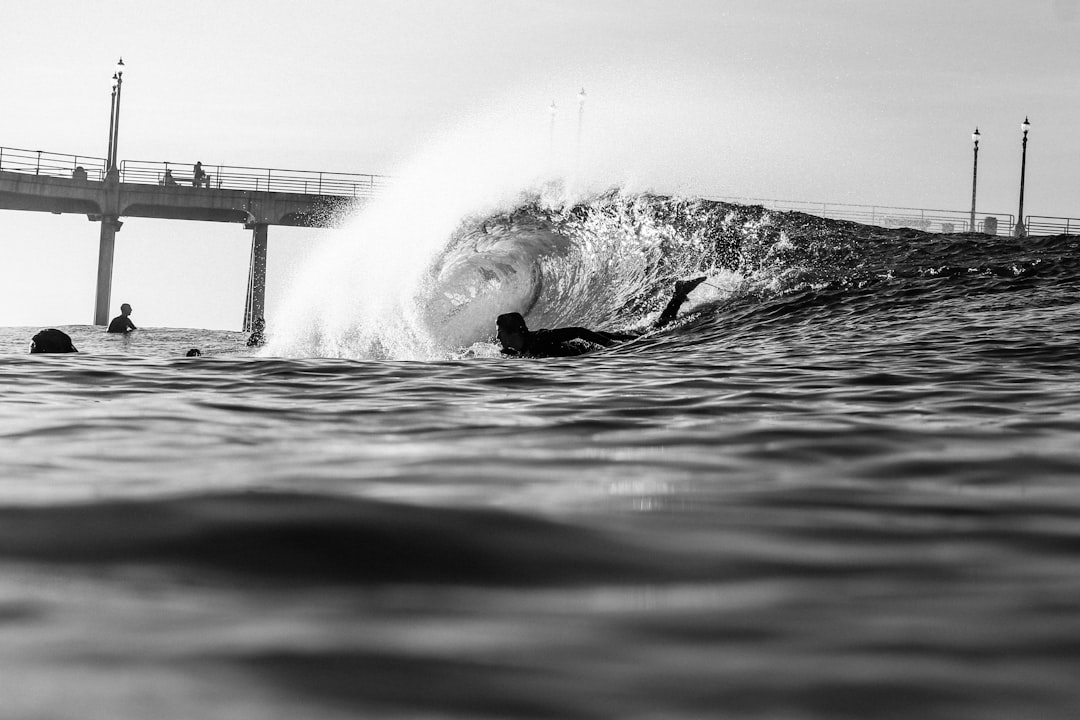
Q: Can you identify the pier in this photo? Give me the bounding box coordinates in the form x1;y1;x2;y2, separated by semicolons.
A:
0;146;388;329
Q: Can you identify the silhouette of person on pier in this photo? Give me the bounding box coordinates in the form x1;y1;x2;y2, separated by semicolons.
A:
107;303;137;333
193;161;207;188
29;328;78;353
163;169;179;187
497;276;707;358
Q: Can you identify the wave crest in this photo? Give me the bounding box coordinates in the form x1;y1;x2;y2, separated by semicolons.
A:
267;184;917;360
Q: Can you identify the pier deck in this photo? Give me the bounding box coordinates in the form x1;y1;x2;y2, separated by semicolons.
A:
0;146;390;328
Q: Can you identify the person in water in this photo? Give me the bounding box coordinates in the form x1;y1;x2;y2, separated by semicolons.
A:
497;276;708;357
29;328;78;353
107;303;137;333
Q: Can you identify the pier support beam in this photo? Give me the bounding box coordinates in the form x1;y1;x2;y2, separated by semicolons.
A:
243;223;268;332
93;216;122;325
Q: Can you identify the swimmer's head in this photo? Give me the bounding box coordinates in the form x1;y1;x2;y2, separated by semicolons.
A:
186;348;202;357
497;312;528;333
496;312;529;353
29;328;78;354
120;303;132;315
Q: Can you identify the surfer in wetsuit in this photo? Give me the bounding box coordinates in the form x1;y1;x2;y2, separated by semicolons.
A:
107;303;137;334
496;276;707;358
29;328;78;353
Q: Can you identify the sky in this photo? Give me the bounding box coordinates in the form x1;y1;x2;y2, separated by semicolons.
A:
2;0;1078;330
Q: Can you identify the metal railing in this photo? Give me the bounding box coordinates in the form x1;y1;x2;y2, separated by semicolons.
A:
0;146;107;181
0;145;389;198
709;195;1017;235
4;144;1077;232
118;159;391;197
1025;216;1079;236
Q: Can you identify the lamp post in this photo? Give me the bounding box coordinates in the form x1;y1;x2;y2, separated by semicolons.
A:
548;100;557;160
1014;116;1030;237
969;127;980;231
107;57;124;171
576;87;586;167
95;57;125;326
106;73;118;171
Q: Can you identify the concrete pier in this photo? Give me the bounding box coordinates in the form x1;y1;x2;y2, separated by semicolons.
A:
94;216;122;325
0;163;374;325
243;224;269;332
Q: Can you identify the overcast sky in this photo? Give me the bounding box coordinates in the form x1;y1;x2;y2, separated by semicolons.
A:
2;0;1078;330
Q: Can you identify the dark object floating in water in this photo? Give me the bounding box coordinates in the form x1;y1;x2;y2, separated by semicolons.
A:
29;328;78;354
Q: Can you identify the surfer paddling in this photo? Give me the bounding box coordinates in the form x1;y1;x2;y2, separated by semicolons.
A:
29;328;78;353
497;276;707;358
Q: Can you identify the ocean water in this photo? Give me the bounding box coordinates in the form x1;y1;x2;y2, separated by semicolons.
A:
3;194;1080;719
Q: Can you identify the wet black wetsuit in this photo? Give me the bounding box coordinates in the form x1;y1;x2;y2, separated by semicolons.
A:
29;328;78;353
107;315;136;333
501;327;636;358
498;276;707;358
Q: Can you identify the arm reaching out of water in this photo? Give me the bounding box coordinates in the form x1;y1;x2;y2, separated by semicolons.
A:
655;276;708;328
497;276;706;357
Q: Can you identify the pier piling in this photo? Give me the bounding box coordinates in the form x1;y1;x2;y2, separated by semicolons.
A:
243;223;268;332
93;216;122;325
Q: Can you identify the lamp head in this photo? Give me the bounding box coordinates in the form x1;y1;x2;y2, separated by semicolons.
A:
1021;117;1030;134
972;127;980;144
116;57;125;78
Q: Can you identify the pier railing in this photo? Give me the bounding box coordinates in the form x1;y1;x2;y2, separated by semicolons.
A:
118;160;390;197
0;146;107;181
3;145;1077;232
0;145;390;199
710;195;1022;235
1025;216;1078;236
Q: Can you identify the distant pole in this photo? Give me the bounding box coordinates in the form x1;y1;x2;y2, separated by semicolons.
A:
1014;116;1030;237
969;127;980;231
576;87;586;168
106;78;117;168
110;58;125;171
548;100;557;161
95;57;126;325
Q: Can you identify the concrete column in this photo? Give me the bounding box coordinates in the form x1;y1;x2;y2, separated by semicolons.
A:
243;223;268;332
93;216;122;325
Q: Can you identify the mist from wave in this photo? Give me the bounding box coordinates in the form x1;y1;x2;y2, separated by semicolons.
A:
265;96;775;361
268;177;900;363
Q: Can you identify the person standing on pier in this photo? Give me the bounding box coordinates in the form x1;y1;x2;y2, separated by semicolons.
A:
107;303;137;334
193;161;207;188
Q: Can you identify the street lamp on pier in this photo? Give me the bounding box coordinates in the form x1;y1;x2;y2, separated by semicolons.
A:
106;57;124;172
95;57;125;326
576;87;586;165
969;127;980;231
548;100;557;159
1014;116;1030;237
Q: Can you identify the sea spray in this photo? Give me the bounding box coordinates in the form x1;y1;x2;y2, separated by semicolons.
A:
266;105;574;360
268;183;878;361
267;98;886;361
